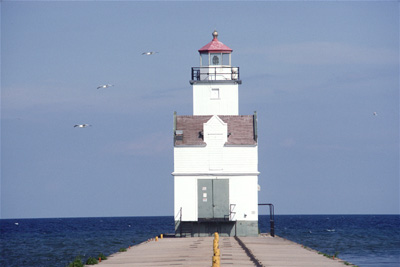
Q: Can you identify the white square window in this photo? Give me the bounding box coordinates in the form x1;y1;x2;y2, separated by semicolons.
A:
211;88;219;99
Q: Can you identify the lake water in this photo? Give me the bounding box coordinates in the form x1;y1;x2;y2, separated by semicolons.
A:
1;215;399;266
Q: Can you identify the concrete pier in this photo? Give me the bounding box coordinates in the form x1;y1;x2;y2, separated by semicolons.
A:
95;235;352;266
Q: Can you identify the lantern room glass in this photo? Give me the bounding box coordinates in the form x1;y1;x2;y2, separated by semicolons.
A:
222;53;230;65
200;52;231;66
200;53;209;66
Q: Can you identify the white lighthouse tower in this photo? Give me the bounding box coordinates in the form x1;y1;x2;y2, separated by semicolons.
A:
173;31;259;237
192;30;240;116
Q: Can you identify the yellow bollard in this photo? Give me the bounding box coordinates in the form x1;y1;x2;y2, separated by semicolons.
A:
212;255;220;267
214;232;219;240
212;232;220;267
214;248;220;256
155;236;158;241
160;234;163;239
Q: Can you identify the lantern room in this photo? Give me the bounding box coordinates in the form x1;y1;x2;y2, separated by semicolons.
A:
199;30;232;66
191;30;240;83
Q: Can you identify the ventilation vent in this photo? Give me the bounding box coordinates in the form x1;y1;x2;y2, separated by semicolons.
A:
176;130;183;140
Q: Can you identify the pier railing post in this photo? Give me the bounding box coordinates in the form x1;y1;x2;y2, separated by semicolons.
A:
270;219;275;237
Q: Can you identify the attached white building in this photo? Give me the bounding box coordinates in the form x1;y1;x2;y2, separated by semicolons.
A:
173;31;259;236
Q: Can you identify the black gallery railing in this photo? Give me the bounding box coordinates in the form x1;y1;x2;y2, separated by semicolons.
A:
191;66;240;81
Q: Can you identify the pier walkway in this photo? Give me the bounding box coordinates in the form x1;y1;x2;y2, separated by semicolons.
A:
95;235;351;266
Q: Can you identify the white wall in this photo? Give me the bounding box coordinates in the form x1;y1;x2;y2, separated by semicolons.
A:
193;83;239;115
174;116;259;223
174;146;258;174
229;176;258;221
174;177;197;221
174;175;258;222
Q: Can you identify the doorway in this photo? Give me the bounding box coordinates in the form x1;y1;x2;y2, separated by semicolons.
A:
198;179;229;220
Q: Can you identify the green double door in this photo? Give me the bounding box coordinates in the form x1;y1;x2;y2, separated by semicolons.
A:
198;179;229;220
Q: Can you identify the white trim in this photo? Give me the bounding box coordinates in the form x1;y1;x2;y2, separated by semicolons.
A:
172;172;260;176
175;144;207;147
224;144;257;147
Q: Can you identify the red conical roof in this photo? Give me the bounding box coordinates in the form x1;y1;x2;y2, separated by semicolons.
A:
198;30;233;53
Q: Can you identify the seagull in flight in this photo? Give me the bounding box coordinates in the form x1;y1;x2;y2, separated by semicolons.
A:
142;51;158;56
373;112;377;116
74;124;91;128
97;84;114;89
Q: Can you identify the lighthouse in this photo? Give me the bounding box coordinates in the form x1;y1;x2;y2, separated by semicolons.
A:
173;31;259;237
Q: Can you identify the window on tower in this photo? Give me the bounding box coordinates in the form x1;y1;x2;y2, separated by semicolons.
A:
212;55;219;65
211;88;220;99
211;53;221;65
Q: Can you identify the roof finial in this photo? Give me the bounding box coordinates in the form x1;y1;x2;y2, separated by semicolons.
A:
212;30;218;40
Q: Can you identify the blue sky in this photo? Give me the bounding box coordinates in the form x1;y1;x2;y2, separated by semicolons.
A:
1;1;399;219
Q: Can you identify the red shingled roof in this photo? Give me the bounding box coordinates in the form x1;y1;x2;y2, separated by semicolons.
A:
174;115;256;146
198;32;233;53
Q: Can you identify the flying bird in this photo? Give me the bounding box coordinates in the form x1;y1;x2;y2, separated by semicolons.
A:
74;124;91;128
373;112;377;116
142;51;158;56
97;84;114;89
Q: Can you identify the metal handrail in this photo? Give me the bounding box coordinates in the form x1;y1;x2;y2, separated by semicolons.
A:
191;66;240;81
175;207;182;222
258;203;275;237
229;204;236;221
175;207;182;237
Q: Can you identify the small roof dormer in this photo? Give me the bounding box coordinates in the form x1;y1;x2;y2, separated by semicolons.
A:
199;30;232;67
